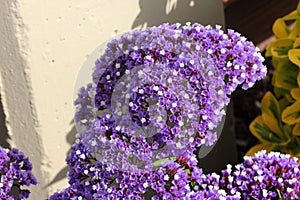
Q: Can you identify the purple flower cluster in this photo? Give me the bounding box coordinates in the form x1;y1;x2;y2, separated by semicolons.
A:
50;147;300;199
50;22;268;199
0;146;37;200
201;150;300;199
185;23;266;93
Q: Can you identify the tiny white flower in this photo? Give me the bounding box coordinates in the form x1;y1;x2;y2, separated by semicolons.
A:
153;86;159;91
261;67;267;73
218;90;224;95
164;174;169;181
207;49;213;54
186;43;191;48
139;89;144;94
227;61;232;67
257;169;263;175
90;167;95;171
80;154;86;159
208;71;213;76
287;188;293;193
143;182;149;188
262;189;268;197
141;118;146;123
208;122;214;129
91;140;97;146
157;116;162;122
188;113;193;118
215;24;222;29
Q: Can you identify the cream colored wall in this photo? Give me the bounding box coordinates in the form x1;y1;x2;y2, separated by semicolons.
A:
0;0;224;199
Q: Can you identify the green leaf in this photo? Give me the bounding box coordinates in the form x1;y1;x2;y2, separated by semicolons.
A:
279;96;292;111
250;116;282;144
297;2;300;16
289;29;300;39
282;101;300;124
152;157;176;167
261;92;283;135
291;88;300;100
272;62;298;90
288;49;300;67
293;122;300;136
190;182;196;187
274;87;290;99
293;18;300;30
283;10;298;21
298;69;300;86
271;39;294;58
293;38;300;49
265;42;273;57
272;19;290;38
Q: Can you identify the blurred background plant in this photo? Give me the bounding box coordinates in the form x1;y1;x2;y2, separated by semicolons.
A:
247;2;300;159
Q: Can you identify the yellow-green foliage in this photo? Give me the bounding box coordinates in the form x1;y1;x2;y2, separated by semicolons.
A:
247;3;300;158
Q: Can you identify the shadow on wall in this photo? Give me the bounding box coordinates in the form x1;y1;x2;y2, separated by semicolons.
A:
132;0;224;29
46;120;76;187
0;94;10;149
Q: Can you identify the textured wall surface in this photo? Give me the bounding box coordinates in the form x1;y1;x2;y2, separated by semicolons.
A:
0;0;224;198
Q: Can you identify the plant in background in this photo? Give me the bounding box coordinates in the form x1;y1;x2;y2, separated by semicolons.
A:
47;22;300;199
247;2;300;158
0;146;37;200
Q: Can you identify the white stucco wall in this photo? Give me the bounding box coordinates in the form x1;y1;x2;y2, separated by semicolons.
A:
0;0;224;199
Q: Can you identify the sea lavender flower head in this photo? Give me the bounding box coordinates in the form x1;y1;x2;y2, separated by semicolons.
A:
73;23;232;172
201;150;300;199
0;146;37;200
52;22;267;199
50;144;204;199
